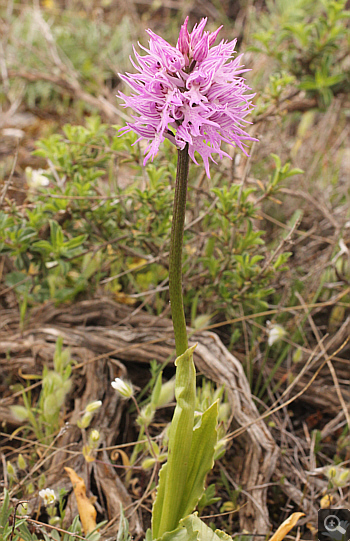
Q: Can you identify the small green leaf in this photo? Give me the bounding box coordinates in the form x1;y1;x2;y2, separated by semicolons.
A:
50;220;64;250
64;235;87;250
32;240;53;254
151;372;163;409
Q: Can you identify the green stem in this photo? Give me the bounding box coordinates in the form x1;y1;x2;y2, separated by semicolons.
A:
169;145;189;357
152;146;194;539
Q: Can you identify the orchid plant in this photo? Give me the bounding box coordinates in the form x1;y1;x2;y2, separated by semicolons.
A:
118;17;256;541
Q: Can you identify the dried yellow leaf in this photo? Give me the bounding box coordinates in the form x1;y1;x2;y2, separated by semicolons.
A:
115;292;136;305
28;263;38;276
268;512;305;541
65;467;97;534
320;494;335;508
306;522;318;535
110;449;130;467
127;257;147;270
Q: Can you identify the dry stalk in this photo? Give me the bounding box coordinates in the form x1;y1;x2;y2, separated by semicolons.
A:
295;291;350;429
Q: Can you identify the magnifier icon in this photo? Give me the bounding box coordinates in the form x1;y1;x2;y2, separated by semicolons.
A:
324;515;347;535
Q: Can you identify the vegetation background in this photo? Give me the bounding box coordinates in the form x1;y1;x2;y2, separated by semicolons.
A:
0;0;350;540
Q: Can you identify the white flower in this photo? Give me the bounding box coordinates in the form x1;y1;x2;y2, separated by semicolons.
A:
111;378;133;399
39;488;56;506
267;322;286;346
25;167;50;189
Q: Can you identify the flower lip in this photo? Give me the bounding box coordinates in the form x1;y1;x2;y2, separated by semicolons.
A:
118;18;257;177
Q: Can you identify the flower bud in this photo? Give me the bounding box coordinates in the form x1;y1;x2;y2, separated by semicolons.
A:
218;402;230;424
338;469;350;485
38;474;46;490
156;379;175;409
326;467;337;479
43;394;59;417
83;445;95;463
63;380;72;395
151;372;163;408
214;438;228;461
137;404;154;427
189;18;207;49
292;347;303;364
142;457;156;470
27;482;35;494
89;429;100;444
193;34;209;62
6;461;16;479
111;378;134;399
77;412;93;429
18;502;28;515
17;454;27;470
149;441;160;456
11;405;28;422
86;400;102;413
177;16;190;56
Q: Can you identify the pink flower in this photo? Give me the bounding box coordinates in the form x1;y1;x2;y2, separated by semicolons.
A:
118;17;257;177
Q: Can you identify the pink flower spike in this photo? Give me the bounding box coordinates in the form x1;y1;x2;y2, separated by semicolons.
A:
117;18;257;177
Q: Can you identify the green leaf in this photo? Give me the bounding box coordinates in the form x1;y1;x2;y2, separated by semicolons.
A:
158;521;197;541
5;271;28;289
157;514;233;541
32;240;53;255
0;488;11;527
284;168;304;178
270;153;281;170
197;484;221;514
183;515;232;541
178;401;218;520
117;504;131;541
50;220;64;250
18;228;37;243
64;235;87;250
152;345;197;539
